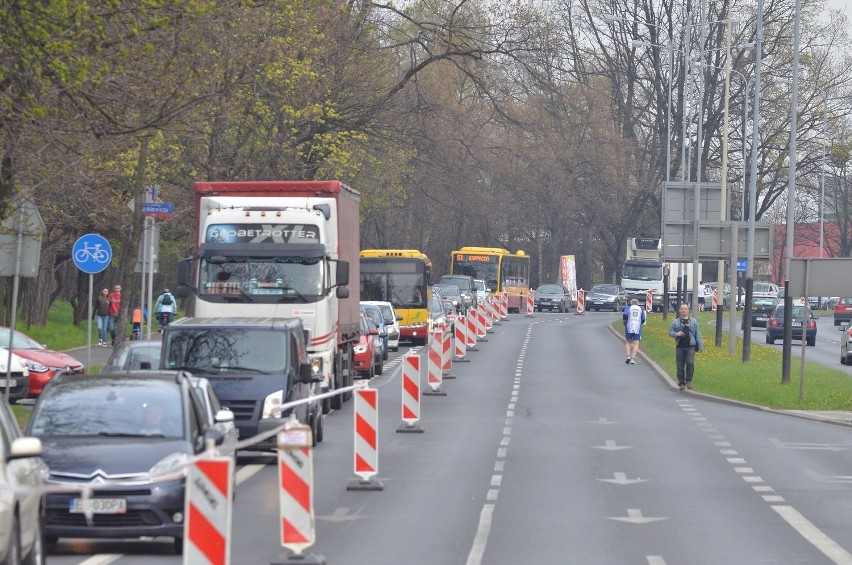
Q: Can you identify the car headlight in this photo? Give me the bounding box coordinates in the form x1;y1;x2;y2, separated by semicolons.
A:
311;358;322;374
148;452;190;480
262;390;284;419
25;361;50;373
354;345;367;354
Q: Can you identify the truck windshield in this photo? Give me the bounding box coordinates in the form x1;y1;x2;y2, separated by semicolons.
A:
200;256;323;300
163;328;287;373
622;265;662;281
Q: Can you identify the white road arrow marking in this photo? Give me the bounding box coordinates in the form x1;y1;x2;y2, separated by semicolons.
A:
590;417;619;425
592;440;633;451
806;469;852;484
598;472;648;485
609;508;668;524
770;438;849;451
317;507;364;522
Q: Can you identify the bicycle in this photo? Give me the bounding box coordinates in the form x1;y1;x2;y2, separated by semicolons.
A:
75;243;110;264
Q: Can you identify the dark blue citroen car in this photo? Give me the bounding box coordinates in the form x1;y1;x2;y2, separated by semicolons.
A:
27;371;224;554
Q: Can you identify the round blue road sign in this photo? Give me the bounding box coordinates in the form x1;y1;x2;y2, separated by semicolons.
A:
73;233;112;274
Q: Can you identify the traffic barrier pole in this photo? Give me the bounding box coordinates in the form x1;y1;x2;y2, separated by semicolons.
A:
482;301;494;332
465;313;479;351
441;327;455;379
711;289;718;312
475;306;488;340
526;289;535;317
347;388;383;491
645;289;653;313
488;297;501;325
423;329;446;396
575;288;585;315
274;421;325;565
500;291;509;319
454;316;469;361
397;354;424;433
184;455;234;565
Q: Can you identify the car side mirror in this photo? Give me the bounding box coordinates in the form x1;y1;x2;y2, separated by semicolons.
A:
299;362;314;384
839;325;846;332
396;315;403;321
214;409;234;424
369;328;378;336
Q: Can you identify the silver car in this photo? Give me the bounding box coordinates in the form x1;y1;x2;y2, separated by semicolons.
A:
0;400;48;564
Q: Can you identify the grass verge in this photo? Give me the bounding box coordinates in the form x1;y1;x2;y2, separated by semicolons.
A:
625;312;852;411
17;301;97;350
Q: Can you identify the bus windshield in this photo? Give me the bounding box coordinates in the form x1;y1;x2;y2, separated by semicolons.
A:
451;255;498;290
360;260;428;309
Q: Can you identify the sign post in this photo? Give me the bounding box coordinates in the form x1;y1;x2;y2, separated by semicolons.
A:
72;234;112;370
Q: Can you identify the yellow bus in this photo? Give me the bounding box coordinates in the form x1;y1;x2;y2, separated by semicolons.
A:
359;250;433;345
450;246;530;313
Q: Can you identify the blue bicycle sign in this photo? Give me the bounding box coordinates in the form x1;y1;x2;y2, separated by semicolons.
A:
73;234;112;274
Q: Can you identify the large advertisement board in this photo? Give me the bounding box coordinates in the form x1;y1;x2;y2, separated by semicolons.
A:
560;255;577;296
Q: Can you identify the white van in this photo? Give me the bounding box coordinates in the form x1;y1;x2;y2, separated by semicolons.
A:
361;301;401;352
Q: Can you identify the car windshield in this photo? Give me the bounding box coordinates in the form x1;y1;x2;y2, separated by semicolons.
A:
754;284;776;294
474;280;486;291
376;304;394;322
164;328;287;373
429;297;443;315
591;285;619;295
436;285;461;297
109;344;161;371
537;285;563;294
362;306;384;327
441;277;472;292
0;328;44;350
29;379;184;438
773;305;812;318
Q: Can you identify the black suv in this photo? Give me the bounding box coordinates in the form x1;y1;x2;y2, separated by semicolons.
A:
162;317;323;449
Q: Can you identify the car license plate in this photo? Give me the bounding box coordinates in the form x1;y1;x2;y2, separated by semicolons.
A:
70;498;127;514
755;317;767;322
593;301;604;304
792;321;802;327
0;379;16;387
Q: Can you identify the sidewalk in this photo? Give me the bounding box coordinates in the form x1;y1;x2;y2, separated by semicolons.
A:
67;333;162;370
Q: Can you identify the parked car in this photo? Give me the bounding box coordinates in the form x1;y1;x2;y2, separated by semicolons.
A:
0;348;31;402
353;314;381;378
361;303;388;360
840;322;852;365
743;296;779;328
0;397;47;564
103;340;161;372
427;295;447;331
27;371;226;554
434;284;464;314
473;279;489;305
441;298;458;332
0;327;84;397
534;284;570;313
765;304;817;346
438;275;476;311
362;300;401;352
834;297;852;326
587;284;628;312
753;282;780;300
807;296;837;310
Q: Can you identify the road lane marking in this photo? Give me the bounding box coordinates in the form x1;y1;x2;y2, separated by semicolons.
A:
647;557;667;565
591;440;633;451
772;505;852;564
466;503;495;565
598;472;647;485
609;508;668;524
236;463;266;485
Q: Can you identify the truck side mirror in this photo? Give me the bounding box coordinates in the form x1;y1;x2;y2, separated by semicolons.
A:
336;287;349;299
336;260;349;287
177;259;190;286
299;362;315;384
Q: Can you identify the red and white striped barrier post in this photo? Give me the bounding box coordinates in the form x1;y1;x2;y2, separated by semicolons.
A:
454;316;469;361
575;288;585;315
348;387;383;491
488;297;501;325
441;326;455;379
482;301;494;332
526;289;535;317
475;306;488;341
500;291;509;319
184;456;234;565
465;313;479;350
423;329;446;396
397;354;424;433
276;421;326;563
645;289;653;313
711;289;718;312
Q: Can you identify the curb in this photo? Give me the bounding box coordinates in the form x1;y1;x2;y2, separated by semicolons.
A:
606;322;852;429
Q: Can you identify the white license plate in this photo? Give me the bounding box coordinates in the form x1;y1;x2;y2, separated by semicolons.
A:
593;301;604;304
755;317;767;322
70;498;127;514
0;379;16;387
793;322;802;327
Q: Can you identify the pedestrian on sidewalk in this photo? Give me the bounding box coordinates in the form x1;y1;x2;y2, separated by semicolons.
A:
95;288;110;346
698;281;706;312
622;298;646;364
668;303;704;390
107;284;122;346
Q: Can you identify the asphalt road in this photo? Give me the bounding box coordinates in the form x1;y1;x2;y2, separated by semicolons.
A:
48;312;852;564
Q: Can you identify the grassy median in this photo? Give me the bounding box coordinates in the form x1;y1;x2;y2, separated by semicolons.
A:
623;312;852;411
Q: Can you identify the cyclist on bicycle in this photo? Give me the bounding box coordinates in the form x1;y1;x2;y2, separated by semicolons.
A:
130;301;148;340
155;288;177;333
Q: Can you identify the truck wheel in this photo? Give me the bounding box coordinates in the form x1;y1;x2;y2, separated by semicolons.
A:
330;382;342;411
323;396;332;414
343;349;354;402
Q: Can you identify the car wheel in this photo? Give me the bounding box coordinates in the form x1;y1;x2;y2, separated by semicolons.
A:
368;364;375;380
841;354;847;365
22;507;45;565
322;395;332;414
375;360;383;375
173;536;183;555
807;337;816;346
766;333;774;344
315;410;324;444
44;536;58;555
383;350;388;361
392;346;399;352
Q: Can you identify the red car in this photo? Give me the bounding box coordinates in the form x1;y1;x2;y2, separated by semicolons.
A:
0;327;84;396
834;297;852;327
353;314;381;379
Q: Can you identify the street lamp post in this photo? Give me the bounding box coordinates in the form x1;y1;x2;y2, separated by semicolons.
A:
819;90;828;259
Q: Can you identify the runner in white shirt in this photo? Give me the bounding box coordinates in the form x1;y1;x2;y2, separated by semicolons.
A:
622;298;647;364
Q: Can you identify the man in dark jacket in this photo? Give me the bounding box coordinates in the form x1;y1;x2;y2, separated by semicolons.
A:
668;303;704;390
